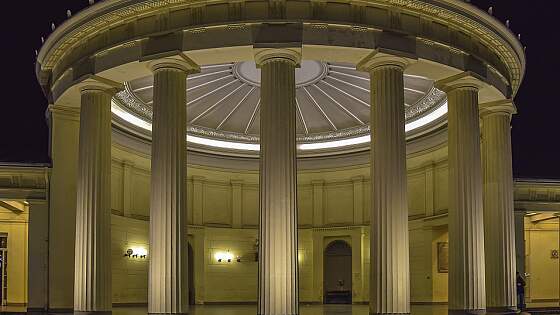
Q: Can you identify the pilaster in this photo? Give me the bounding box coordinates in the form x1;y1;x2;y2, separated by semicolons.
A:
425;163;435;217
192;176;205;226
47;104;80;311
312;180;324;227
122;160;135;217
27;200;49;311
231;179;243;228
352;176;364;225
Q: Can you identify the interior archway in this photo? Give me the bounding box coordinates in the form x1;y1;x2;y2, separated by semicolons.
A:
323;240;352;304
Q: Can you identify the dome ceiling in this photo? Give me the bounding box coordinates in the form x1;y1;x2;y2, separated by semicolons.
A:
113;61;447;154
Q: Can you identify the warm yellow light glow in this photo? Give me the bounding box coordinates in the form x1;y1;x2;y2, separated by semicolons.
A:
214;251;234;262
112;100;448;152
132;247;148;257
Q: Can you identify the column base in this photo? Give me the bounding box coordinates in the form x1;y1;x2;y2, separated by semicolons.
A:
486;307;518;314
449;310;486;315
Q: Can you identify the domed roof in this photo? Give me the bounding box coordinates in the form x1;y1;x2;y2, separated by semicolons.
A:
112;60;447;155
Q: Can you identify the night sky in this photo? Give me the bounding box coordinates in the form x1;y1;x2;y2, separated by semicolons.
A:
1;1;558;179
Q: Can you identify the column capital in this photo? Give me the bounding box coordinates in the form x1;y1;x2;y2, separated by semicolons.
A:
148;52;201;74
480;99;517;118
230;179;244;186
311;179;325;186
351;175;364;183
356;51;414;72
191;175;206;182
77;75;123;95
435;71;485;93
48;104;80;120
122;159;135;167
254;48;302;67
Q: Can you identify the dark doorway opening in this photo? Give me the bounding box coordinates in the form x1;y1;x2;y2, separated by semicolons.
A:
188;243;195;305
323;240;352;304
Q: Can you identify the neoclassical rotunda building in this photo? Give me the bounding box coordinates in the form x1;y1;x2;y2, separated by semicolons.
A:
7;1;560;315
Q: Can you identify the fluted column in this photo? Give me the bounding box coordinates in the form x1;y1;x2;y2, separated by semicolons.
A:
437;73;486;315
255;48;300;315
148;57;199;315
74;81;120;315
481;100;517;313
357;53;411;315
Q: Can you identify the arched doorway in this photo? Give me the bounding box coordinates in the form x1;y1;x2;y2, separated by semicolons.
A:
323;240;352;304
188;243;195;305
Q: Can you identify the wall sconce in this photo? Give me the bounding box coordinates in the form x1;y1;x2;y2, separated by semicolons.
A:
124;247;148;259
214;251;235;263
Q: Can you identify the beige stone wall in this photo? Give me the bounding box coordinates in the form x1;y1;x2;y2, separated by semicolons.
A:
107;144;451;304
0;202;29;305
3;148;560;306
524;218;560;305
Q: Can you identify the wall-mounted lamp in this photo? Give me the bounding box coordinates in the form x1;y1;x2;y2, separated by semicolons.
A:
124;247;148;259
215;251;235;263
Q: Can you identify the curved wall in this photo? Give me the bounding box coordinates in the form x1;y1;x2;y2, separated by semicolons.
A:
109;134;451;304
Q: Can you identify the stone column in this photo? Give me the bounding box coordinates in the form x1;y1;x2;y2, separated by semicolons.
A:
148;57;199;315
357;53;411;315
481;100;518;313
74;82;120;315
255;48;301;315
437;73;486;314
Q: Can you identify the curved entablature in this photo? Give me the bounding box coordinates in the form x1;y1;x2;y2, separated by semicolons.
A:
35;0;525;157
36;0;524;98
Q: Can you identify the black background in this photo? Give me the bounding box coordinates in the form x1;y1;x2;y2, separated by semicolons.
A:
1;1;558;179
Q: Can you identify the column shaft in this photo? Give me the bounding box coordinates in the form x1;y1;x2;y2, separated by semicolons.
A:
369;65;410;315
447;87;486;314
483;110;516;312
149;65;189;314
74;88;113;314
258;54;299;315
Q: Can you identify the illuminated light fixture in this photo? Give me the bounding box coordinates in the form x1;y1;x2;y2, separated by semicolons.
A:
112;100;448;151
124;247;148;259
188;135;259;151
214;251;234;263
298;135;370;151
525;212;538;217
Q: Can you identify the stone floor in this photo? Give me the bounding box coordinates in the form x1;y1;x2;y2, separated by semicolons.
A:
112;304;448;315
0;304;552;314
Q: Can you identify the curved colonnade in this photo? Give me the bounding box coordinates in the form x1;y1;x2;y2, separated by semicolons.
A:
35;1;524;314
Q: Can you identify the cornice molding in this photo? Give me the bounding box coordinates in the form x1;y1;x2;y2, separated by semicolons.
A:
37;0;524;95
